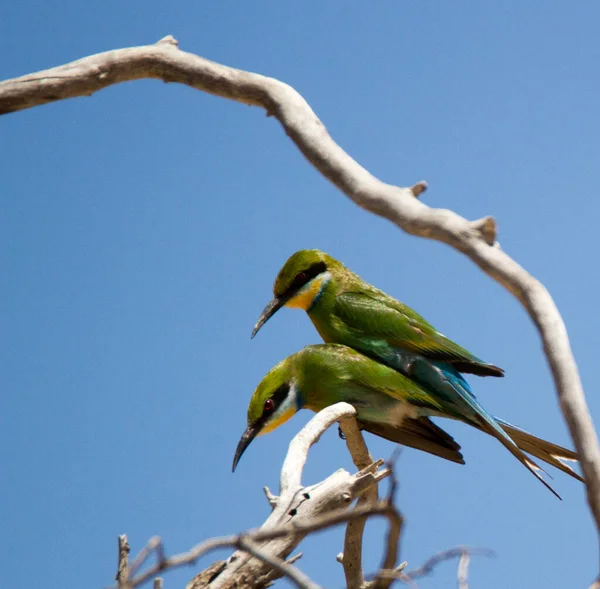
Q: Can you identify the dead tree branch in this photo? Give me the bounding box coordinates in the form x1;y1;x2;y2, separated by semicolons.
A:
116;535;131;589
338;415;380;589
401;547;494;585
372;547;493;588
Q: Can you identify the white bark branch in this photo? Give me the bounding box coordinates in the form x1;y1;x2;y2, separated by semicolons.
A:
116;534;131;589
2;35;598;545
457;551;471;589
338;416;379;589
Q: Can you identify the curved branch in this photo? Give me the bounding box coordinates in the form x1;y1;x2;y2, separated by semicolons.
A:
2;36;598;539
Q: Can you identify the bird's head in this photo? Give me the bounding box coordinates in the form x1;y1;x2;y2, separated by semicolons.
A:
251;249;338;338
232;355;301;472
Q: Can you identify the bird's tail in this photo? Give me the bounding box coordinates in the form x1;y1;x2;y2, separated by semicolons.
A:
412;358;569;498
495;418;584;483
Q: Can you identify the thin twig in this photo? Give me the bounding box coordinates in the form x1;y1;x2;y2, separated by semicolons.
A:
129;536;162;578
402;547;494;581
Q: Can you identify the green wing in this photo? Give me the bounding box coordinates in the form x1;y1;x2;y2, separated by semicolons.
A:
319;346;465;463
311;343;448;413
334;290;503;377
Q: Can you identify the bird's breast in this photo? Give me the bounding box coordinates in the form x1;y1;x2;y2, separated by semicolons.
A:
353;397;420;427
386;402;420;425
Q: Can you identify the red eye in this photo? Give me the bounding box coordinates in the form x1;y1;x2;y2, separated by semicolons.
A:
264;399;274;412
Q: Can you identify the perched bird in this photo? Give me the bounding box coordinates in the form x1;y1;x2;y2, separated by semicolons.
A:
233;345;582;498
251;249;510;467
251;249;504;381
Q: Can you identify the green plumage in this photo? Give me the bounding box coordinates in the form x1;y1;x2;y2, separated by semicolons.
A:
270;249;503;377
234;345;582;497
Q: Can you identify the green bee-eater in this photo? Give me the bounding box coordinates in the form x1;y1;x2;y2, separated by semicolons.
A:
251;249;503;381
233;345;582;497
249;250;524;473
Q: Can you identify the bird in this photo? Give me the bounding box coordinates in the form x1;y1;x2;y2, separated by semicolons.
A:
251;249;504;382
250;249;509;466
232;344;582;498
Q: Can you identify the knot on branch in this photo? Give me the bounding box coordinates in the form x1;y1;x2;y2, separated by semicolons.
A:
410;181;428;198
470;216;497;245
263;486;279;508
156;35;179;48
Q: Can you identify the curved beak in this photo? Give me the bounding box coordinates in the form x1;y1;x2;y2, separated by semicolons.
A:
232;424;260;472
251;296;286;339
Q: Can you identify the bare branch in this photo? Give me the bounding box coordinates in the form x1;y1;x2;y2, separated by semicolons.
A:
263;486;278;509
279;402;359;492
366;453;404;589
457;551;471;589
410;181;428;198
153;579;163;589
116;535;131;589
129;536;162;579
238;539;322;589
184;561;226;589
402;547;494;581
338;416;379;589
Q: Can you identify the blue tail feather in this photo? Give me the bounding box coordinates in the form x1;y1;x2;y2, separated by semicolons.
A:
409;358;561;498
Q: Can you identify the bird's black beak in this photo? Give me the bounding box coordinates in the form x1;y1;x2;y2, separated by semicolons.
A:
251;296;286;339
232;424;260;472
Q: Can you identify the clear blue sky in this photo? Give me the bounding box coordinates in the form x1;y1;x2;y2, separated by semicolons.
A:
2;3;599;588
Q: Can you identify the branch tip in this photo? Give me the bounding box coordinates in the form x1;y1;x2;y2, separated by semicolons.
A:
410;181;428;198
470;216;497;245
263;485;279;508
116;535;131;588
156;35;178;47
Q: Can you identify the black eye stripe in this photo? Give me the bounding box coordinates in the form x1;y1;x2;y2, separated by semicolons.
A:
269;383;290;412
255;382;291;430
288;261;327;294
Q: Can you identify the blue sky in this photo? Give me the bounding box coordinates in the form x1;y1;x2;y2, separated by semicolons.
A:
2;2;600;588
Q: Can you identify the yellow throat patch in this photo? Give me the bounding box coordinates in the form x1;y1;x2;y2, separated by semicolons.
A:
259;407;296;435
285;275;326;310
